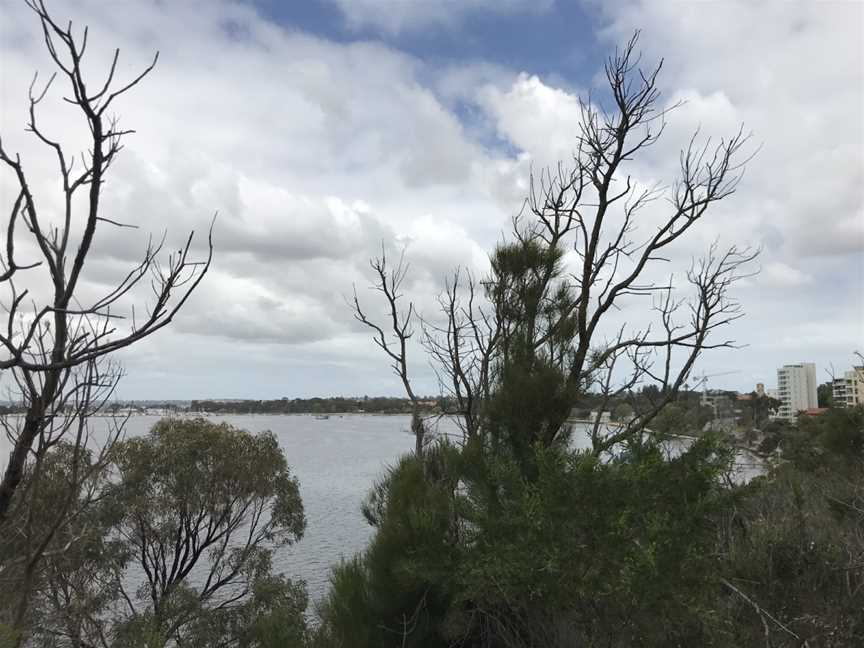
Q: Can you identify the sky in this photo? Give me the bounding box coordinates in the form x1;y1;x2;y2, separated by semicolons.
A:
0;0;862;399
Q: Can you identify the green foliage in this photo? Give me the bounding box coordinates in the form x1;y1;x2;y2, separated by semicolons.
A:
486;354;576;469
242;575;310;647
801;406;864;461
716;461;864;646
316;432;737;647
314;402;864;648
708;406;864;646
0;624;22;648
457;439;734;646
612;402;634;421
760;407;864;471
817;382;835;408
649;401;714;436
315;206;753;645
0;441;126;643
191;396;442;415
311;180;857;647
114;418;305;544
21;418;309;648
736;393;782;429
167;575;311;648
317;444;463;647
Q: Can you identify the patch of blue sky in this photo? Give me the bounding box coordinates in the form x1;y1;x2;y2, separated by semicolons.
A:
245;1;608;160
248;0;606;90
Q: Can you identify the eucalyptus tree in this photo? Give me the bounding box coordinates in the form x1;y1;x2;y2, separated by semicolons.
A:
25;418;308;648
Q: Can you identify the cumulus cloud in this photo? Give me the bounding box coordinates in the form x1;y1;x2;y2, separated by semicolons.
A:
173;271;341;345
592;0;863;258
478;73;584;166
0;0;860;397
574;0;863;384
762;262;813;289
0;0;522;397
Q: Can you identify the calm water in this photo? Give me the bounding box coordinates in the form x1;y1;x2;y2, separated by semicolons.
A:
118;413;425;605
1;413;762;607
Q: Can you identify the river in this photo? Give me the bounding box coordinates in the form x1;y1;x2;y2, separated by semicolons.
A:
1;413;763;608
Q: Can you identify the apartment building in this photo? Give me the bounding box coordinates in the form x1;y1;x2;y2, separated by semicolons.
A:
833;366;864;408
776;362;818;420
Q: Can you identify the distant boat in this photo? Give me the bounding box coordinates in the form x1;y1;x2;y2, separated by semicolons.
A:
314;414;330;420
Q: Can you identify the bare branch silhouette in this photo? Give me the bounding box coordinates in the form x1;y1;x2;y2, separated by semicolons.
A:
351;245;426;455
0;0;212;559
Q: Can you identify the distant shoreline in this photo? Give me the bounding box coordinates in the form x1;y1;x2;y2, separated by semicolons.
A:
84;411;423;417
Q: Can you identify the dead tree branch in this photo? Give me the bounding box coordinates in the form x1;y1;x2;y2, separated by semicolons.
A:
351;245;426;455
0;0;212;523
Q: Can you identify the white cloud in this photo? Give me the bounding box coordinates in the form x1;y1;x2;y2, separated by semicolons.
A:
577;0;863;383
0;0;860;398
592;0;863;259
478;73;584;167
761;262;813;289
0;0;522;397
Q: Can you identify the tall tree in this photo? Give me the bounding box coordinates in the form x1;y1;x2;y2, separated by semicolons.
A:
363;33;756;457
0;0;212;524
323;32;761;648
24;418;307;648
817;381;834;408
352;248;427;455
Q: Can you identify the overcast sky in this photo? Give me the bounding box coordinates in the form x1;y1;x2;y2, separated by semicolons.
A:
1;0;862;399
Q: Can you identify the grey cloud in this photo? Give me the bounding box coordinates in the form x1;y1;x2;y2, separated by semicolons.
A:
175;308;338;346
592;0;863;261
2;0;860;398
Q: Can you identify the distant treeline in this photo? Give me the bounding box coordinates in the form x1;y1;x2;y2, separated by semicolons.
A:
2;388;706;419
189;396;444;415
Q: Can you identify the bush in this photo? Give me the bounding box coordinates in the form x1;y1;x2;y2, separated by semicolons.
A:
315;436;736;647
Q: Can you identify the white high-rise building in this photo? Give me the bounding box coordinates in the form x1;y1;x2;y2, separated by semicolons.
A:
833;366;864;408
776;362;818;420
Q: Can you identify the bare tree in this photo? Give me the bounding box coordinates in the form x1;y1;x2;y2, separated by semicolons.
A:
0;0;212;522
582;243;757;452
506;29;758;452
351;247;427;455
366;33;757;456
421;268;502;442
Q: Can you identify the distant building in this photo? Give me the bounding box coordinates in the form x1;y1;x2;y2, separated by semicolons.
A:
776;362;818;420
701;389;736;419
833;366;864;408
736;383;765;402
